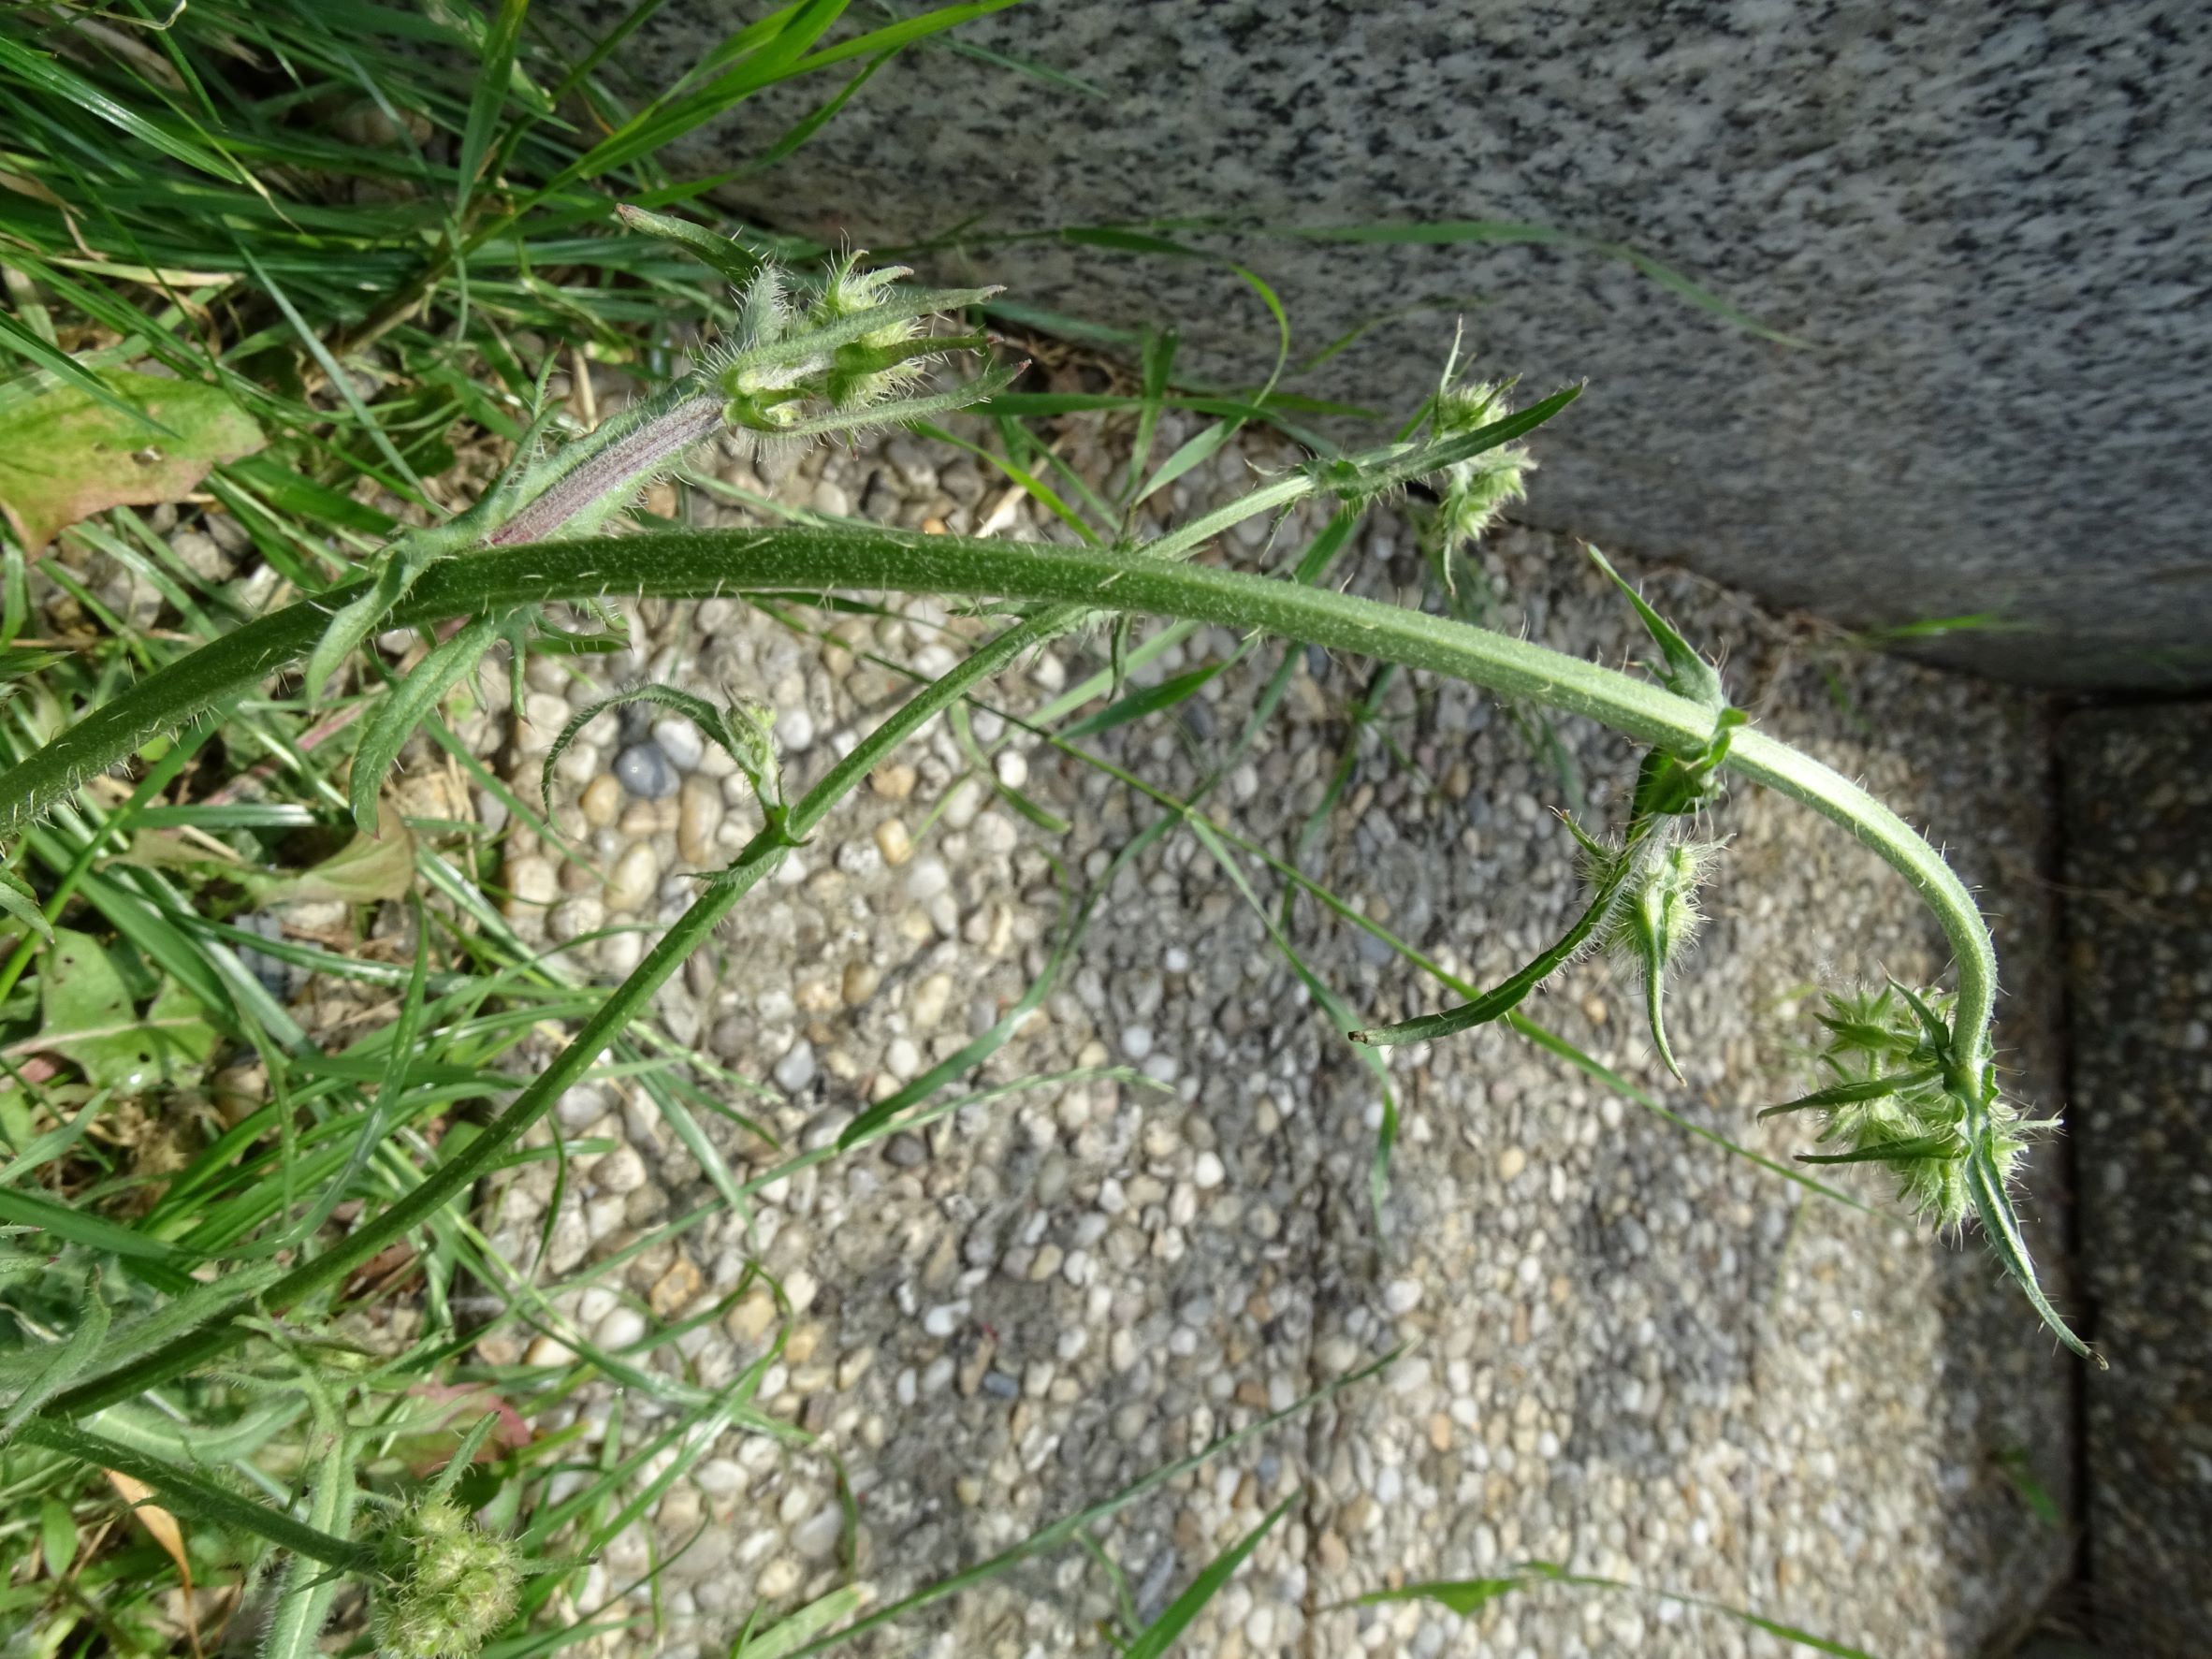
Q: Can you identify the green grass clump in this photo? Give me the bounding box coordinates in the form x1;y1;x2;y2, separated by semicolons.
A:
0;5;2075;1657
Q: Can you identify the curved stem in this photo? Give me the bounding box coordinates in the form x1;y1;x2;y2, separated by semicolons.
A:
4;524;2080;1357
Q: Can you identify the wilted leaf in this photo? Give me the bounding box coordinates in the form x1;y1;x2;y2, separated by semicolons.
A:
251;801;416;904
35;929;216;1092
0;368;264;559
106;1470;202;1659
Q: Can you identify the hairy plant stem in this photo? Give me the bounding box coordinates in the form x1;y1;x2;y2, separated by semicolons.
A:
11;523;2087;1379
484;388;725;547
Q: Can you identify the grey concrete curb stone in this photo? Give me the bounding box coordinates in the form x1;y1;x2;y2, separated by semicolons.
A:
2062;704;2212;1658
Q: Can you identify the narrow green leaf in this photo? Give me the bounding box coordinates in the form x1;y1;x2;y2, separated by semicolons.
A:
458;0;531;218
1587;546;1724;711
0;1182;198;1268
0;868;51;946
260;1429;359;1659
1797;1130;1961;1166
732;1587;866;1658
1060;662;1228;741
13;1419;370;1570
614;204;761;286
1353;867;1623;1046
2;1281;109;1445
735;50;894;177
0;36;250;185
1757;1069;1942;1120
352;615;500;833
1134;417;1239;507
39;1497;75;1579
1124;1490;1298;1659
429;1411;507;1502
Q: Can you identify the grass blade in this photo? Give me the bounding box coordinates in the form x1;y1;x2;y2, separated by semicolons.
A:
1124;1490;1297;1659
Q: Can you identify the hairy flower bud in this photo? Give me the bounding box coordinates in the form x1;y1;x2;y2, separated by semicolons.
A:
369;1498;521;1659
1428;375;1535;553
1769;984;2042;1230
1604;835;1721;1079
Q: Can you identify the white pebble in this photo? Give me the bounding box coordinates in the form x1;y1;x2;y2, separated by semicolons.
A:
593;1306;646;1350
774;1040;817;1094
1192;1151;1226;1189
649;716;706;771
776;706;815;751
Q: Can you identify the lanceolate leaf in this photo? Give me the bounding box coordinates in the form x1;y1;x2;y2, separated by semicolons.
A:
350;615;501;833
1354;1564;1882;1657
1587;545;1725;711
1352;860;1627;1046
0;866;51;945
1758;1070;1943;1120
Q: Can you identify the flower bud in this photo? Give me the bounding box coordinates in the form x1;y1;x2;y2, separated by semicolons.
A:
370;1498;521;1659
1602;833;1721;1079
1776;985;2040;1230
1429;376;1535;552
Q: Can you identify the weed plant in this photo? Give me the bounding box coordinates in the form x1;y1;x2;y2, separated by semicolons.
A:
0;4;2083;1655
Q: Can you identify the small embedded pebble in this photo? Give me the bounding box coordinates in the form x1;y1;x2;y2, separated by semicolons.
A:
595;930;643;977
776;706;815;751
650;715;706;771
1192;1150;1226;1189
1121;1026;1155;1061
580;774;623;827
677;775;724;865
906;857;950;901
885;1132;927;1168
875;818;913;866
774;1040;817;1093
842;959;881;1005
607;843;661;913
616;743;677;799
981;1369;1020;1400
594;1306;647;1350
594;1144;647;1195
505;855;557;910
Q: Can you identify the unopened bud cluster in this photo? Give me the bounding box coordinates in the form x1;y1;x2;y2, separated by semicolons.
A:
369;1498;520;1659
1429;374;1535;551
1795;984;2038;1230
704;254;1003;458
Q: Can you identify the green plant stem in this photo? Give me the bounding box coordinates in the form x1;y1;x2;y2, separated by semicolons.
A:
4;524;2079;1361
13;1417;371;1569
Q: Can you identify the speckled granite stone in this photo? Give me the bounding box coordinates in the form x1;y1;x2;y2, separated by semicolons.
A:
558;0;2212;687
2062;705;2212;1656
